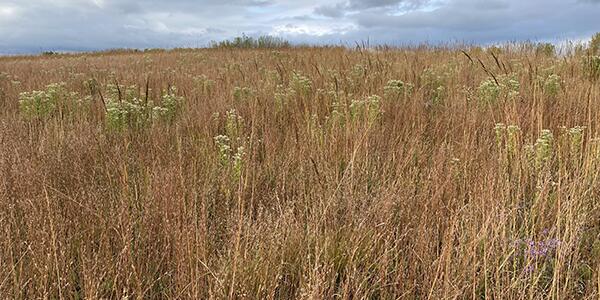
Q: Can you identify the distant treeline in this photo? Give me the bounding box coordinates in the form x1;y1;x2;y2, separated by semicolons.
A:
210;34;291;49
19;32;600;57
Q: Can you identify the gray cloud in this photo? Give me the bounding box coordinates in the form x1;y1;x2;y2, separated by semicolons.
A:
98;0;274;14
346;0;427;9
315;0;427;18
0;0;598;54
0;0;281;53
351;0;598;41
307;0;599;45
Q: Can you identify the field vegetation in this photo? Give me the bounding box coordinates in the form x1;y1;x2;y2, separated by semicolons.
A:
1;35;600;298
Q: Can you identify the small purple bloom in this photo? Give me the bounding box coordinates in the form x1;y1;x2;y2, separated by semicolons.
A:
514;234;561;273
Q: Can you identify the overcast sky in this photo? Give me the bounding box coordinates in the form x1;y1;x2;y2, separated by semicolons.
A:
0;0;598;53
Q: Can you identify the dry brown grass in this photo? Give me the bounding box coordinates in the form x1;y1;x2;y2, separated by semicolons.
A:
0;44;599;299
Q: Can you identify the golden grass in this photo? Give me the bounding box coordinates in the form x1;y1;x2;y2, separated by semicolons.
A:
0;45;599;299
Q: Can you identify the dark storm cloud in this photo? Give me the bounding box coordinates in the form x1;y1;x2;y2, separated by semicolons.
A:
345;0;599;43
307;0;599;45
0;0;598;54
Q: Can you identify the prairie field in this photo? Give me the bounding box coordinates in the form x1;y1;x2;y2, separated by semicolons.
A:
0;44;599;299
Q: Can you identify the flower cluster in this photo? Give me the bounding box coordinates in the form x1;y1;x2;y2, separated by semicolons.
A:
19;90;57;119
383;79;413;99
518;238;561;258
273;84;291;111
350;64;366;78
494;123;521;157
153;86;184;122
214;109;247;177
478;74;520;104
535;129;554;169
478;79;500;103
105;85;184;131
232;86;254;102
494;123;506;148
568;126;585;162
542;74;561;96
290;72;312;97
193;75;215;95
350;95;382;125
106;98;148;130
18;82;81;119
422;68;447;105
514;233;561;274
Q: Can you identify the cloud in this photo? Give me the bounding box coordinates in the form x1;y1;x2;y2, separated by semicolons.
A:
314;3;347;18
309;0;599;45
0;0;283;53
346;0;427;9
272;23;356;36
314;0;428;18
0;0;598;54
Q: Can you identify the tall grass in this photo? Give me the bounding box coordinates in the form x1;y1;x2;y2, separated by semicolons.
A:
0;42;599;299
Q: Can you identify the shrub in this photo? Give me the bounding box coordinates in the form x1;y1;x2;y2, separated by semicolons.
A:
590;32;600;55
585;56;600;80
486;46;503;55
535;43;556;57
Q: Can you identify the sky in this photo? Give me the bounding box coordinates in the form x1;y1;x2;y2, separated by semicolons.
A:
0;0;598;54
